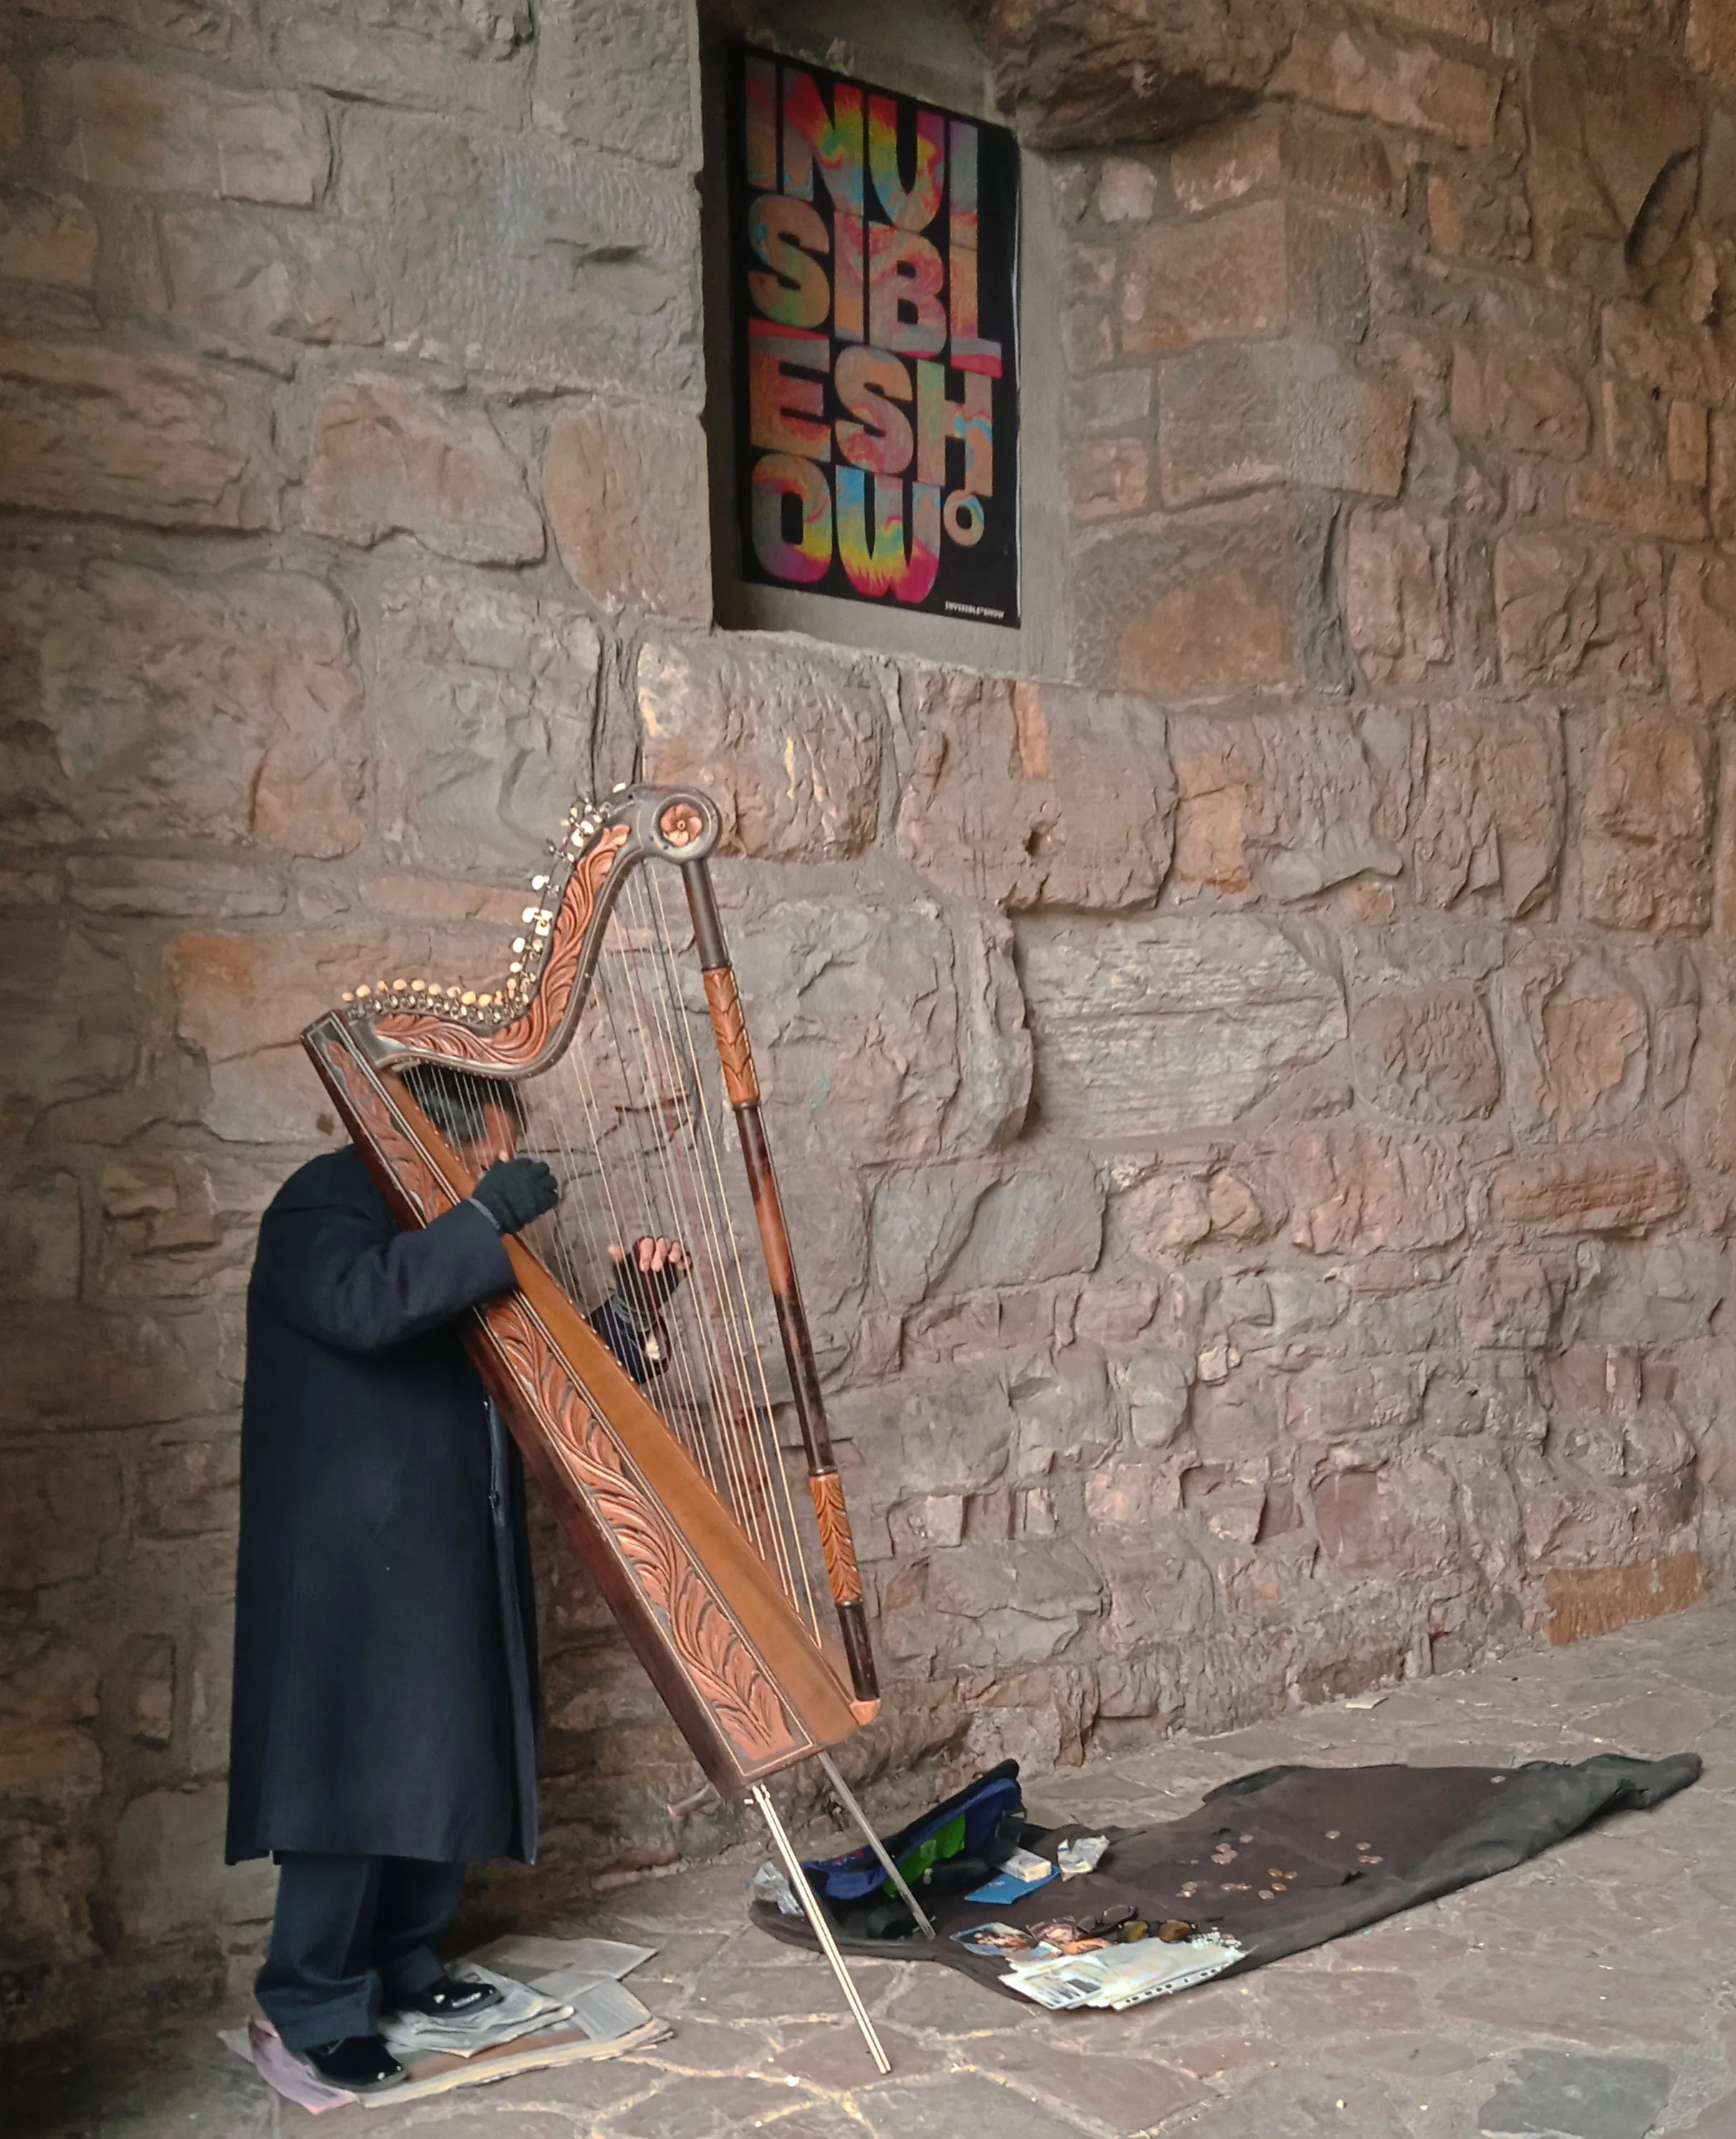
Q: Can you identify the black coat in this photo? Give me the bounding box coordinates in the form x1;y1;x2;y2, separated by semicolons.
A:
226;1148;539;1868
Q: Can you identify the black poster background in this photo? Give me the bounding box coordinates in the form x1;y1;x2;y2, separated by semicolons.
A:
725;43;1021;626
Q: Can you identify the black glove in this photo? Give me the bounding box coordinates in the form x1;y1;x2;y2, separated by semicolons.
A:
471;1157;559;1234
612;1239;687;1332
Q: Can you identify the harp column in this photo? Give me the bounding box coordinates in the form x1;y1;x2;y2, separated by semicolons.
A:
683;857;880;1716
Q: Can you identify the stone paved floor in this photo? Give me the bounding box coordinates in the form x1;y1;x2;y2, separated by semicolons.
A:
21;1599;1736;2138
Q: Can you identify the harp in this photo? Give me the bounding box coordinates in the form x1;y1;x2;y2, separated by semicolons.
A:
300;784;926;2067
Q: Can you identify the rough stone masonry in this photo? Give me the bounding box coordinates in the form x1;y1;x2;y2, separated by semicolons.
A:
4;0;1736;2051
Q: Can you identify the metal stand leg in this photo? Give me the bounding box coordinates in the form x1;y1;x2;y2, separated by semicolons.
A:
751;1782;891;2075
817;1751;937;1941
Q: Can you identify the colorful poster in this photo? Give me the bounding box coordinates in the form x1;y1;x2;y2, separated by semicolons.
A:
725;44;1021;627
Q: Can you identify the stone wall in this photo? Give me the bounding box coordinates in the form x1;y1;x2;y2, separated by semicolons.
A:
4;0;1736;2046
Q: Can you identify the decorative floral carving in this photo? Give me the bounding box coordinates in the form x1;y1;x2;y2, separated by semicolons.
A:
703;966;760;1108
809;1470;864;1606
369;825;631;1070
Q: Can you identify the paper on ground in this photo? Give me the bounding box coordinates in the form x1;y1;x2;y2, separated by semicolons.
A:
360;2017;672;2107
218;2022;355;2113
464;1933;656;1980
378;1965;569;2058
1000;1933;1243;2011
527;1972;654;2040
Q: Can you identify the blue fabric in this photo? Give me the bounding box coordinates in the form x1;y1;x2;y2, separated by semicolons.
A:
802;1761;1025;1903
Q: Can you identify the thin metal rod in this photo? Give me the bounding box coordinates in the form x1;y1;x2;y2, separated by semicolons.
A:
751;1783;891;2075
816;1753;937;1941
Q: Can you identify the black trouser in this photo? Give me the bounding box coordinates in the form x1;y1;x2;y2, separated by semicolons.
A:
256;1853;467;2049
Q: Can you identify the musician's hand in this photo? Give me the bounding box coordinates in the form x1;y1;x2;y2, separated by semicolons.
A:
609;1236;687;1324
472;1157;559;1234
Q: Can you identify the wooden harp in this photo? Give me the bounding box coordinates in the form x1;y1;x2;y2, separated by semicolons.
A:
299;786;882;1803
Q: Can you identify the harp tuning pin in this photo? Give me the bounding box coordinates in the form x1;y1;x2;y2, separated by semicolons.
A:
511;937;526;954
530;874;549;890
355;984;370;999
341;990;355;1004
392;979;408;992
522;907;542;924
508;961;524;975
460;991;476;1006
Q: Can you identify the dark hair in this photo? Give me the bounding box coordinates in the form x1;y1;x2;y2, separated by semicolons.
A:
400;1064;522;1146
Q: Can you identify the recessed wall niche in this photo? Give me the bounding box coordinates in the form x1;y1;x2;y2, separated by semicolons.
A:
698;0;1071;680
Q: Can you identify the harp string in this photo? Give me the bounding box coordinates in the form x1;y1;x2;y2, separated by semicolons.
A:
645;866;822;1634
513;866;821;1633
612;873;813;1624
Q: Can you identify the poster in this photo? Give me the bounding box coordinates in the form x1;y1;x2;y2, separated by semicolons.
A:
725;43;1021;627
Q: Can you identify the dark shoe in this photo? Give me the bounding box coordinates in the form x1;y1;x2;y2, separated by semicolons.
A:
391;1973;503;2019
302;2035;405;2092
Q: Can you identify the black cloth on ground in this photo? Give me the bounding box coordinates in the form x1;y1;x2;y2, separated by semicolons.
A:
751;1752;1701;2004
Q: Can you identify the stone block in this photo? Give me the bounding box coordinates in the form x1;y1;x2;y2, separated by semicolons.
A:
1690;0;1736;89
1530;37;1700;283
1098;157;1159;221
1459;1249;1567;1348
1412;701;1562;917
42;59;328;204
1490;1141;1688;1234
1159;342;1412;505
3;562;362;856
1667;554;1736;709
99;1150;279;1298
369;567;601;875
0;340;282;530
1284;1359;1427;1444
115;1784;276;1943
1344;505;1450;686
339;109;700;398
1494;531;1662;693
1544;1552;1701;1644
1311;1467;1412;1569
302;376;543;565
1281;1124;1466;1253
1494;948;1649;1140
66;855;286;919
1122;198;1364;352
156;205;383;349
0;1813;100;1972
638;635;884;862
1086;494;1339;697
139;1436;239;1539
895;673;1174;909
1017;915;1345;1142
0;923;138;1130
0;185;97;292
545;400;710;620
1069;438;1148;520
1167;703;1412;902
1450;342;1590;459
0;1450;120;1590
0;1302;228;1431
871;1153;1103;1308
1567;468;1707;545
1580;710;1711;931
19;0;251;56
917;1541;1104;1673
0;1168;81;1302
266;0;530;122
1426;163;1531;261
1270;19;1503;146
730;895;1029;1162
1351;984;1500;1125
171;923;496;1141
0;1635;100;1801
1172;110;1409;217
532;0;696;167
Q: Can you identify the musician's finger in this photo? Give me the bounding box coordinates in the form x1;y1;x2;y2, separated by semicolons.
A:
607;1241;626;1264
637;1236;655;1272
670;1242;688;1268
649;1239;672;1273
